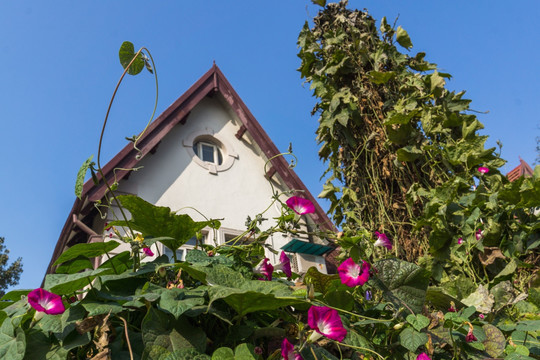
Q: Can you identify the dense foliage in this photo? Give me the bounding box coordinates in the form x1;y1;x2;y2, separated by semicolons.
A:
0;2;538;359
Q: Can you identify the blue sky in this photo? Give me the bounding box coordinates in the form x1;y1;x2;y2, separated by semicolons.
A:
1;1;538;291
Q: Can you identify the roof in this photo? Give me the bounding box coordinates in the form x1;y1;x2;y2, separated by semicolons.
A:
507;158;534;182
45;64;336;277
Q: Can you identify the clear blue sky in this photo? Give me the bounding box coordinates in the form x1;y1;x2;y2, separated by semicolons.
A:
1;1;538;291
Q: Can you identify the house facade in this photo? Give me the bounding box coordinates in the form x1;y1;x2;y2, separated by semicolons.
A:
45;64;336;278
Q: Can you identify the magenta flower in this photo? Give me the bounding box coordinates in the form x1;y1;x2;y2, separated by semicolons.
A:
281;338;303;360
466;329;477;342
475;229;483;240
478;166;489;174
374;231;392;250
254;258;274;281
307;306;347;342
448;305;457;312
286;196;315;215
417;353;431;360
274;251;292;279
457;237;463;245
142;247;154;256
478;314;485;320
337;258;370;287
28;288;65;315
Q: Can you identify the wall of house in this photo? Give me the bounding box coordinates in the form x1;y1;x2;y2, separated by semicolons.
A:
102;96;320;266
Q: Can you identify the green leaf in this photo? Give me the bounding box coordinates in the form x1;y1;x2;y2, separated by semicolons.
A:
211;347;234;360
142;308;206;353
234;343;258;359
44;268;110;295
515;320;540;332
396;26;413;49
461;285;494;313
98;251;131;274
0;324;25;360
324;290;354;312
483;324;506;357
372;258;430;314
82;301;123;316
118;41;144;75
185;249;233;267
1;290;31;302
397;146;423;162
406;314;430;331
368;71;396;84
53;241;120;266
111;195;213;252
304;266;339;295
311;0;326;6
55;256;93;274
159;288;205;320
207;277;305;318
75;155;93;200
399;327;427;352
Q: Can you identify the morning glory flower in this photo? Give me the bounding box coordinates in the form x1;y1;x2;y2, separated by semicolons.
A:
281;338;303;360
142;247;154;256
337;258;370;287
28;288;65;315
286;196;315;215
365;290;372;300
457;237;463;245
374;231;392;250
307;306;347;342
274;251;292;279
479;314;485;320
478;166;489;174
254;258;274;281
416;353;431;360
475;229;483;240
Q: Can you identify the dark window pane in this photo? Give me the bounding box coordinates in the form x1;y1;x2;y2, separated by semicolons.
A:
201;144;215;163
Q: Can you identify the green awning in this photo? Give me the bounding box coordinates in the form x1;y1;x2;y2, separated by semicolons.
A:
281;239;334;256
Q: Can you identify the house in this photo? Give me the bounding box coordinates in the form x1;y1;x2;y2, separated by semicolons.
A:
45;64;336;278
506;157;534;182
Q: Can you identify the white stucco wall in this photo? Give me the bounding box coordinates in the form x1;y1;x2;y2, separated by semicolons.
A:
105;96;311;264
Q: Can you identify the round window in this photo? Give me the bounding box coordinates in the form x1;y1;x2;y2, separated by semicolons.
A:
192;141;223;165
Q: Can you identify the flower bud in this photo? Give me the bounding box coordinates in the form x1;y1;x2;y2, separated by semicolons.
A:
158;267;167;278
393;322;404;330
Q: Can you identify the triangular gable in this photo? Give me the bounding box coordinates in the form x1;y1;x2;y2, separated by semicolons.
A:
46;64;335;276
507;157;534;182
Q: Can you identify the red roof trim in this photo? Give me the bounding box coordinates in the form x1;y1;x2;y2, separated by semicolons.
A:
46;64;335;276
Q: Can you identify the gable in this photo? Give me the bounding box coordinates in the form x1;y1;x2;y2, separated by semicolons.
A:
45;64;335;276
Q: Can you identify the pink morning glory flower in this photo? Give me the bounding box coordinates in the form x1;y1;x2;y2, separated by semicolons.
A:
374;231;392;250
307;306;347;342
479;314;485;320
254;258;274;281
457;237;463;245
337;258;370;287
478;166;489;174
142;247;154;256
281;338;303;360
274;251;292;279
28;288;65;315
416;353;431;360
475;229;483;240
286;196;315;215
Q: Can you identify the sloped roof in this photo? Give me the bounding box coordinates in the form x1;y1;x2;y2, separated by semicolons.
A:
45;64;335;276
507;158;534;182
